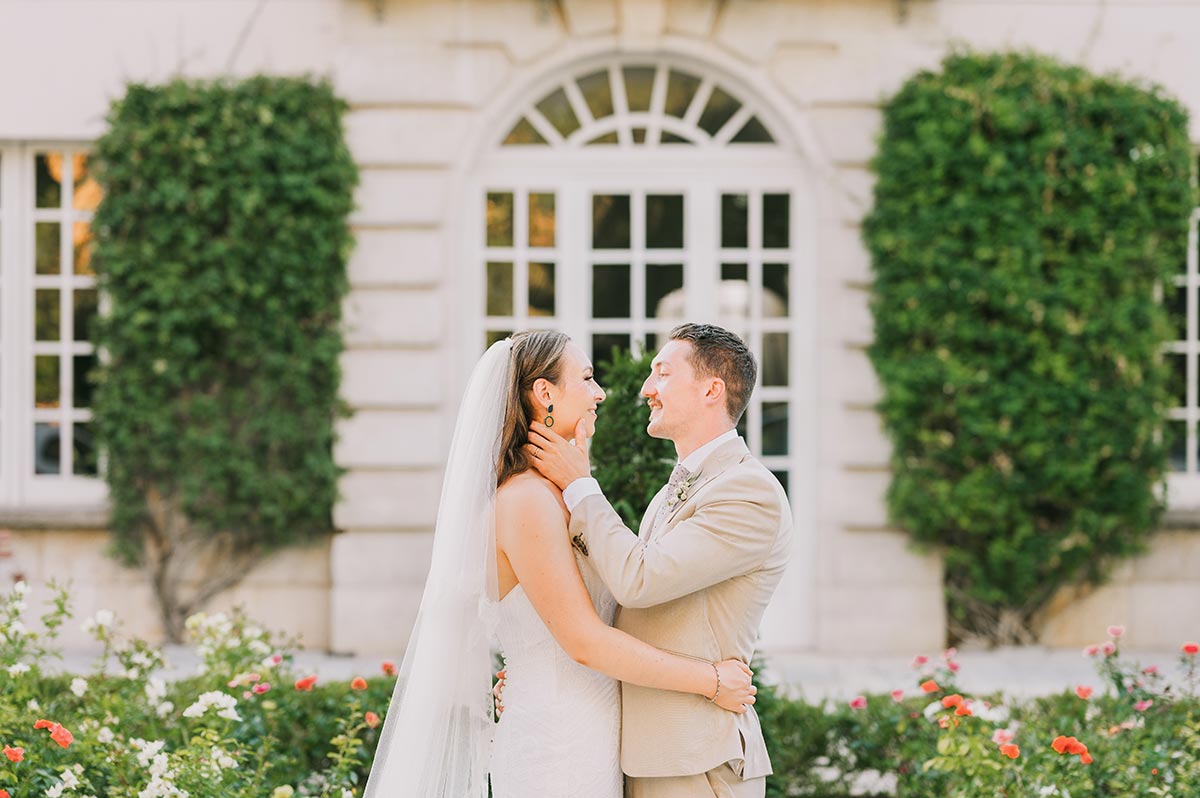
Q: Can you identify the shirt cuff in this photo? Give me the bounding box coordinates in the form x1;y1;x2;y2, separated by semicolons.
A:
562;477;602;512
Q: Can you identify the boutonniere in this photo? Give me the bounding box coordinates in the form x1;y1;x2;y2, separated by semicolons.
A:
665;471;701;510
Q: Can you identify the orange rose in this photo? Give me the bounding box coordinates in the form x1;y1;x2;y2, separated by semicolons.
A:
3;745;22;762
0;789;10;798
1075;685;1093;700
294;675;318;691
920;680;939;693
33;719;72;748
1051;735;1070;754
49;724;73;749
365;711;381;728
954;704;973;717
999;744;1020;759
351;677;368;691
382;661;397;676
941;694;964;708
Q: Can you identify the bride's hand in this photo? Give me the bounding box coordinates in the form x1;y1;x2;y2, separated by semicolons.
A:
712;659;756;714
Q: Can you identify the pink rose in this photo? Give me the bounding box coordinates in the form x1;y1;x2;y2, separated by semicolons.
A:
1107;625;1125;639
992;729;1015;745
849;696;867;710
891;689;904;702
1134;699;1153;712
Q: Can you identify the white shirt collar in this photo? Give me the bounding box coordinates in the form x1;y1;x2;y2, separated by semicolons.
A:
679;428;740;473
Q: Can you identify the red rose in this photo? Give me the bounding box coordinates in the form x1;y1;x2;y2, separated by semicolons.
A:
49;724;73;749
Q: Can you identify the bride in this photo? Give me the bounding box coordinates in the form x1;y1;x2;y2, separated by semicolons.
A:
363;331;756;798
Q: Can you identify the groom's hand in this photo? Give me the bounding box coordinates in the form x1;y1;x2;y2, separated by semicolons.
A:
526;420;591;490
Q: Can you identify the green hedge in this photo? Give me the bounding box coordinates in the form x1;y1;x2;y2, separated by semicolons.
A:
863;51;1195;642
91;76;356;561
589;346;675;529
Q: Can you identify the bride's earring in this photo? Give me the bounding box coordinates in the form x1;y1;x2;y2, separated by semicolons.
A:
545;404;555;428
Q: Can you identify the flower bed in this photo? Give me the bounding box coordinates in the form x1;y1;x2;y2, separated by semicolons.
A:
0;583;1196;797
761;629;1200;797
0;582;390;798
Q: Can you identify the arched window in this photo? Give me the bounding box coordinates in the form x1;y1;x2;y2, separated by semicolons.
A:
473;56;809;499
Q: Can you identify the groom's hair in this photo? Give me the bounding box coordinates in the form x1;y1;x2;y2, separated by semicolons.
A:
669;323;757;424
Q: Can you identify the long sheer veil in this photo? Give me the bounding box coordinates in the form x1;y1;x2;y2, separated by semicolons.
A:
363;338;511;798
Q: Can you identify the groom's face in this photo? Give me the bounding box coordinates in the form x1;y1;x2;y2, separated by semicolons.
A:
641;339;705;441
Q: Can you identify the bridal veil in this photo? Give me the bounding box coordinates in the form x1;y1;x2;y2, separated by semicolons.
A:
362;338;511;798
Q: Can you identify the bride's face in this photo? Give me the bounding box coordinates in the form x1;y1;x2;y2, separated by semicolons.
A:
537;342;606;439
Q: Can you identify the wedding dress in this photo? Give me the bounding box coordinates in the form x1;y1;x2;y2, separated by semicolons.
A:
361;338;623;798
490;547;623;798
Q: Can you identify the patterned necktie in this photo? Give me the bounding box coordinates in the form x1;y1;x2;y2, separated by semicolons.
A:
653;463;691;532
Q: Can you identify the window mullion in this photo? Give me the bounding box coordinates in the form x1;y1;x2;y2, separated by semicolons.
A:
687;183;717;321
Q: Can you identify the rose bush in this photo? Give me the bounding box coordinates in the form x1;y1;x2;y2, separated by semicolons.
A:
0;581;1196;797
0;582;394;798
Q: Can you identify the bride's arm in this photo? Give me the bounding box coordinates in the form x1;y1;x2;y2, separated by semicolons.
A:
498;480;755;714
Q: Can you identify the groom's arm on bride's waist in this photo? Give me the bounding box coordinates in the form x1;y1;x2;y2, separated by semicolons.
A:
567;470;785;608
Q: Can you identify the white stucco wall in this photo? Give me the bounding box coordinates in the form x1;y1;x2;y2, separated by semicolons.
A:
1;0;1197;656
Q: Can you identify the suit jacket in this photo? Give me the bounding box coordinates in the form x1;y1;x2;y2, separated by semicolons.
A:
569;436;792;779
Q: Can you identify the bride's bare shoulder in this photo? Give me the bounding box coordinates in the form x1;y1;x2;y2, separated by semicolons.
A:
497;471;564;518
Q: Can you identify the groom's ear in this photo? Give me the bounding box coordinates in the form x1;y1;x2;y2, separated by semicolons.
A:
705;377;726;407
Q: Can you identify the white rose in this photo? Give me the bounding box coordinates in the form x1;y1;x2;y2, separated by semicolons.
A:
71;677;88;697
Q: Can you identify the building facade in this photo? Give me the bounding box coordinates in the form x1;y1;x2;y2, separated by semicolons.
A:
0;0;1198;656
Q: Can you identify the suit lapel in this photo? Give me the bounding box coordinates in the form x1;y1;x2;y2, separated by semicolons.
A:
639;484;668;541
655;437;751;537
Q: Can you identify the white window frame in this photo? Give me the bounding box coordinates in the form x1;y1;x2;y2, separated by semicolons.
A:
460;55;818;649
0;143;105;509
1166;204;1200;509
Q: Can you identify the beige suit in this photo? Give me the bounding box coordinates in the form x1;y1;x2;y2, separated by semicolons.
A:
570;437;792;798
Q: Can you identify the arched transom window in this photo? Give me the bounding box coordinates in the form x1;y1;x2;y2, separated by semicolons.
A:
502;62;776;148
474;57;808;499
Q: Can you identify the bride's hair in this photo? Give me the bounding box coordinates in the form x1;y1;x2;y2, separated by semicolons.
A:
497;330;570;486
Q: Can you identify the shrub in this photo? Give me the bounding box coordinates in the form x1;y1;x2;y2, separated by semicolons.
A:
90;76;358;641
863;51;1196;643
588;346;675;529
0;583;1198;797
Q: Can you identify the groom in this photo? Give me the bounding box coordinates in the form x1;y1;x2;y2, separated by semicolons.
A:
526;323;792;798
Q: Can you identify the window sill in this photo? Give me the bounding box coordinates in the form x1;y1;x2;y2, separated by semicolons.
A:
1161;507;1200;531
0;504;109;530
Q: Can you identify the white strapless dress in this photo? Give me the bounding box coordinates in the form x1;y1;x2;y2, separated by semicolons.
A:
490;549;622;798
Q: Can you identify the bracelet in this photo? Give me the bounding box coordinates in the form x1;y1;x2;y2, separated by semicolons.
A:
705;662;721;704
